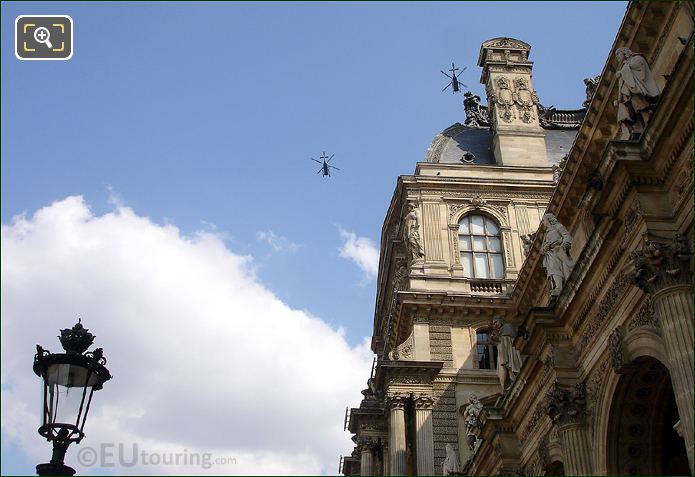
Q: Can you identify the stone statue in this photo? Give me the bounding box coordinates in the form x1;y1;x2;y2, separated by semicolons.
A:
582;75;600;108
521;233;536;258
491;317;523;390
541;213;574;297
404;202;425;262
461;394;484;450
614;47;660;140
463;91;489;127
442;443;461;475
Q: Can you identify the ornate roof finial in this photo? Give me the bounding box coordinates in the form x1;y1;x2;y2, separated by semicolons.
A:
58;319;95;354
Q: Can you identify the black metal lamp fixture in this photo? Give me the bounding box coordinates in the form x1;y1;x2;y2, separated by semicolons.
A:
33;320;112;476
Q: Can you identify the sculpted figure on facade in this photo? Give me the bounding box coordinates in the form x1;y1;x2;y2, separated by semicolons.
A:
521;232;536;258
582;75;601;107
491;317;523;390
463;91;490;127
541;213;574;297
404;202;425;262
442;443;461;475
614;47;660;140
461;393;484;450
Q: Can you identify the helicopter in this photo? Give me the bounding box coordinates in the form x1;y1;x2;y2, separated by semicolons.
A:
441;62;468;93
311;151;340;177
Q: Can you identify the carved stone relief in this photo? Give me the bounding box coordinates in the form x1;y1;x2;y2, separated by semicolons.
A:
627;232;691;294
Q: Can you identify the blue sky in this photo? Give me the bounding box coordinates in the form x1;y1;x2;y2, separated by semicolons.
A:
2;2;626;474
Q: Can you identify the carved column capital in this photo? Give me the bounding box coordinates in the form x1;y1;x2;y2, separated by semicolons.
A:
628;233;692;295
543;381;587;427
385;392;409;410
412;392;435;410
357;436;379;453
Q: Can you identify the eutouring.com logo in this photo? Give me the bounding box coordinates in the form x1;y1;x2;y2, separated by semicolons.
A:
76;443;238;469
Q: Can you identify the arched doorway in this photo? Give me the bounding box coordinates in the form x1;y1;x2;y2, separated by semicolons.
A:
606;357;689;475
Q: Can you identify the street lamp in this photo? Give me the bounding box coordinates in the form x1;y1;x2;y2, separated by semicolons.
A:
33;320;112;476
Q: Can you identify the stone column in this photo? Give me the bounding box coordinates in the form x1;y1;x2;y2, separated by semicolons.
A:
387;394;408;476
629;233;694;472
544;382;593;476
359;438;375;476
413;393;435;476
382;441;389;476
653;285;694;472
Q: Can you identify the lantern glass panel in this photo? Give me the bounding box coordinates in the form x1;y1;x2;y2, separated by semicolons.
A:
44;363;96;428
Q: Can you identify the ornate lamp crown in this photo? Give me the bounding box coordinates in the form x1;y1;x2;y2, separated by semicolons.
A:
58;319;95;354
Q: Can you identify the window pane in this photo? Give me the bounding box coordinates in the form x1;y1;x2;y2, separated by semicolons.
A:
477;331;488;344
474;253;489;278
458;217;470;234
458;235;471;251
491;254;504;279
470;215;485;234
472;235;486;251
461;252;473;277
485;219;499;236
488;237;501;252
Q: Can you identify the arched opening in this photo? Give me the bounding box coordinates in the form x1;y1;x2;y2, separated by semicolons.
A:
606;356;689;475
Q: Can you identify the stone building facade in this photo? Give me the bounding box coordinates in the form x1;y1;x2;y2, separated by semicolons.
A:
340;2;693;476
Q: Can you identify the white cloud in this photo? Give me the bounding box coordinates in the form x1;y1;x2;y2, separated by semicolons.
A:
1;197;372;475
338;229;380;281
256;230;300;253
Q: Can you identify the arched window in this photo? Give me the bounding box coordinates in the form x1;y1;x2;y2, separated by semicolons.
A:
476;329;498;370
458;214;504;279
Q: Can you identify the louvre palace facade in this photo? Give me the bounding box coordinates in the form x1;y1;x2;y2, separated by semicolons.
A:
339;2;693;476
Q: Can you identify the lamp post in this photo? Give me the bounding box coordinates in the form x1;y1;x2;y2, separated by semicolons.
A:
33;320;112;476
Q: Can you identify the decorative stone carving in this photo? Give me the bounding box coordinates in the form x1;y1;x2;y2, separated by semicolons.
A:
463;91;490;127
386;392;409;409
551;154;568;185
460;394;484;450
442;443;461;475
393;260;409;293
404;202;425;262
628;298;656;331
471;195;487;209
578;274;629;352
521;232;536;258
608;327;625;373
544;382;587;427
582;75;601;108
387;376;426;385
627;232;692;294
491;317;523;390
614;47;660;140
413;393;435;409
540;213;575;298
513;77;539;123
388;329;415;361
623;201;643;237
538;435;550;470
489;76;515;122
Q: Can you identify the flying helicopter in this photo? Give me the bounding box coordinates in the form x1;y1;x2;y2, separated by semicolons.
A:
311;151;340;177
441;62;468;93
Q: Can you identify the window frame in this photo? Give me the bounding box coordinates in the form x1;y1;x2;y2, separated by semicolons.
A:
475;329;498;370
457;214;505;279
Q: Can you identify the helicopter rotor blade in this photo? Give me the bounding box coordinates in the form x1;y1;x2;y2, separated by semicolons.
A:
455;66;468;78
311;158;322;164
328;165;340;170
442;82;452;92
460;82;469;89
327;154;335;163
440;70;452;79
317;168;323;174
